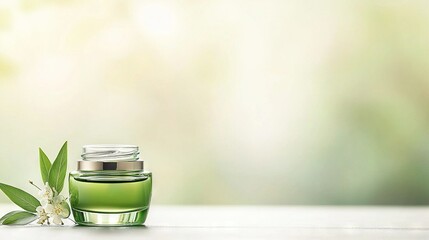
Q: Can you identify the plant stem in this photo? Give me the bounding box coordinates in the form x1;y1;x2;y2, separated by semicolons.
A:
29;180;41;190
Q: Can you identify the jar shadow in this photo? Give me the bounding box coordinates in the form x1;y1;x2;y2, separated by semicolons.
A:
71;224;150;236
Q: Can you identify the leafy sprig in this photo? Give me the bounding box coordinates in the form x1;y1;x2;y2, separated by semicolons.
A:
0;141;70;225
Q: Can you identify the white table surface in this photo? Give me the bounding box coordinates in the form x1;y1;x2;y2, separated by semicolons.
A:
1;204;429;239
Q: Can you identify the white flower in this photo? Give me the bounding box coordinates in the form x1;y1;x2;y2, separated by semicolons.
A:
36;206;49;225
45;195;70;225
38;183;53;206
35;182;71;225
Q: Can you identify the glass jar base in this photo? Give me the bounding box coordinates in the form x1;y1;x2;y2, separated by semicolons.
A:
72;208;149;226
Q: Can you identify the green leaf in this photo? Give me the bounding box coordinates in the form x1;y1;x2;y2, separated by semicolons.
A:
48;141;68;194
0;211;38;225
0;183;41;212
39;148;51;184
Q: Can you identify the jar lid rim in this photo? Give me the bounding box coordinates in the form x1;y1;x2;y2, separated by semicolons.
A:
77;161;144;171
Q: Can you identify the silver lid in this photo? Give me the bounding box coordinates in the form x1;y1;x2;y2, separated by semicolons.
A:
78;144;143;171
78;161;143;171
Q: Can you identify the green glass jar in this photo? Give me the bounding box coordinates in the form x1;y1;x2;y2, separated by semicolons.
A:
69;145;152;226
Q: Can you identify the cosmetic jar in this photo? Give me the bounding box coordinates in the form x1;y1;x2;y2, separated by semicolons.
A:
69;145;152;226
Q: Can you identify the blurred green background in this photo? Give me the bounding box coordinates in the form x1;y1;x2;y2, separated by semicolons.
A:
1;0;429;205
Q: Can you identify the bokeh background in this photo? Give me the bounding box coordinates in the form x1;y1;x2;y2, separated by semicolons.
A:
1;0;429;205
